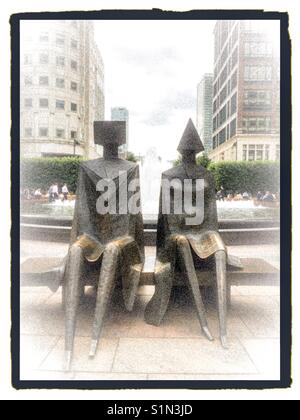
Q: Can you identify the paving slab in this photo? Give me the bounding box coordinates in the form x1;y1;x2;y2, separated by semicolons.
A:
40;337;119;373
240;338;280;380
112;338;258;375
20;334;60;379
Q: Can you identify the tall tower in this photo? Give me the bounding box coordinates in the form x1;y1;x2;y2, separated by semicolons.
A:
111;107;129;158
20;20;105;159
196;73;213;153
210;20;280;162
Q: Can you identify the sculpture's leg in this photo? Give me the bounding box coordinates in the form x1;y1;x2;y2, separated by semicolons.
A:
177;236;213;342
215;250;228;349
89;243;119;358
144;262;173;326
64;244;84;371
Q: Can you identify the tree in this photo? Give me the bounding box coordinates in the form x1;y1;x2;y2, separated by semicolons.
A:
196;153;211;168
173;153;212;168
126;151;138;163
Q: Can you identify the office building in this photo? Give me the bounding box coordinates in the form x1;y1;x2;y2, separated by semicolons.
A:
210;20;280;162
196;73;214;152
20;20;105;158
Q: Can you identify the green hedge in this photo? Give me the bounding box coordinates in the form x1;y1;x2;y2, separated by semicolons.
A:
21;157;83;193
208;161;280;194
21;157;280;195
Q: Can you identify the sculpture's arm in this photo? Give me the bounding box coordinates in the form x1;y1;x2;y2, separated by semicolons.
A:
70;166;91;245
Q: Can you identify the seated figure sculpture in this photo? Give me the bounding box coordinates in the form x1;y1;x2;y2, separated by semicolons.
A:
145;119;241;348
64;121;144;370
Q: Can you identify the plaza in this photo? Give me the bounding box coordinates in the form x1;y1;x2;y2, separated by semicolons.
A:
20;240;280;381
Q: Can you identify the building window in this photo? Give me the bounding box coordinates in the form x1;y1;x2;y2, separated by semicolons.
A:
243;145;248;161
219;104;227;126
56;129;65;138
230;118;236;138
244;42;272;57
39;32;49;42
71;130;77;139
39;76;49;86
56;56;65;67
24;98;33;108
71;102;77;112
244;65;273;81
220;65;228;87
39;98;49;108
230;93;237;115
220;85;227;105
231;47;238;68
213;82;218;97
265;145;270;160
231;71;237;91
56;34;65;46
71;60;78;71
56;78;65;88
232;24;238;45
71;81;78;91
243;144;272;161
242;117;271;133
24;54;32;65
71;39;78;49
243;90;272;109
256;145;264;160
219;127;226;145
24;128;33;137
39;127;48;137
213;135;218;149
248;145;256;161
56;99;65;110
39;54;49;64
24;75;32;86
213;116;217;131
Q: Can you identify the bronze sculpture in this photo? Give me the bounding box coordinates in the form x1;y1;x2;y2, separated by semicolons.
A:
145;119;241;348
64;121;145;370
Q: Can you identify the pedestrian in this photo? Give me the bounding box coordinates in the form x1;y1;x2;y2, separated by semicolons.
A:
62;184;69;201
52;183;59;200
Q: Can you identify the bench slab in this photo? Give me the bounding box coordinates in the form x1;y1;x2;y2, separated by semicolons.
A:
21;256;279;289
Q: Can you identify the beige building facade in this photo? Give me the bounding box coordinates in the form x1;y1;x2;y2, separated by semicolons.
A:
20;20;105;159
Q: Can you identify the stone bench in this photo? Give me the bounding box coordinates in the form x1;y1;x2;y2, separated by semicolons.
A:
20;256;279;305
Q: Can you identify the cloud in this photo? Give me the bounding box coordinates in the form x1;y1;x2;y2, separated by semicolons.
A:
161;90;196;111
141;109;171;126
141;89;196;126
113;46;181;74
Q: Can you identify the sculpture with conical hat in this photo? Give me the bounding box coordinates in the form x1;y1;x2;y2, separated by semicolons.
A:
145;119;241;348
177;118;205;155
63;121;145;370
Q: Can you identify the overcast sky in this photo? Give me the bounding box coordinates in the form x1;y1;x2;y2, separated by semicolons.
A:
94;20;215;160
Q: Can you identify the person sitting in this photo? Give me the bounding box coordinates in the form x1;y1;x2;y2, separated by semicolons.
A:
256;191;263;201
263;191;275;202
242;191;250;201
34;188;42;199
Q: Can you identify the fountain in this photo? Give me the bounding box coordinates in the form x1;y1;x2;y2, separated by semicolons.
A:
140;147;163;219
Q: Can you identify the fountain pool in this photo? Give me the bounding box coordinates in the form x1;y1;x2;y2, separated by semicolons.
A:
21;198;279;221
